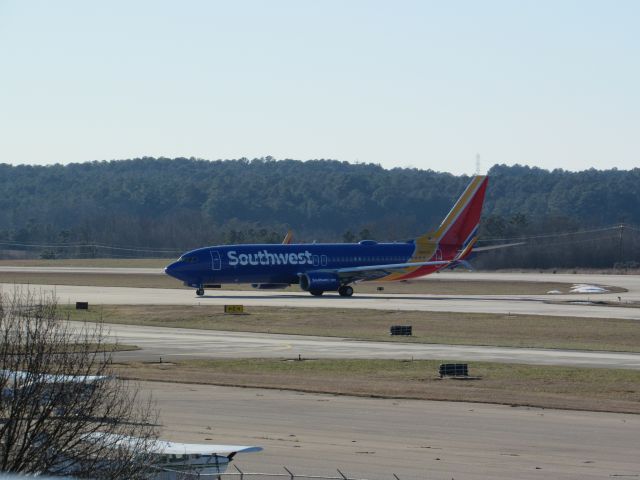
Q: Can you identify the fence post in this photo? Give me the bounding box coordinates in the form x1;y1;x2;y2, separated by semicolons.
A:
234;464;244;480
283;466;295;480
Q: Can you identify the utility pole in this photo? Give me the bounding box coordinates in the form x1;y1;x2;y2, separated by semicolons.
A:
619;223;625;263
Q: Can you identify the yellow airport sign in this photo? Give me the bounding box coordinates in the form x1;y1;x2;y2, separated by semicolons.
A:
224;305;244;314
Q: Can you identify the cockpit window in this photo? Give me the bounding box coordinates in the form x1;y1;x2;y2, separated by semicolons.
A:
179;256;198;264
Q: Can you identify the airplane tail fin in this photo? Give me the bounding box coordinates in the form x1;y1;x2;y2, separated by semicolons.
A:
416;175;488;258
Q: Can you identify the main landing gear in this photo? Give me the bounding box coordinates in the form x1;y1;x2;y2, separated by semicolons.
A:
338;285;354;297
307;286;354;297
196;287;205;296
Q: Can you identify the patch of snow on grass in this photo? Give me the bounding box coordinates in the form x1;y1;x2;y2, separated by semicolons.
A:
570;284;608;293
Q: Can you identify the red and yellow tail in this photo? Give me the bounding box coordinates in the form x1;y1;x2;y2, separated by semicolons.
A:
426;175;488;253
381;175;488;281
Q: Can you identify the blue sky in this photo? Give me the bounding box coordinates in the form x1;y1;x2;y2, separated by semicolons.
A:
1;0;638;174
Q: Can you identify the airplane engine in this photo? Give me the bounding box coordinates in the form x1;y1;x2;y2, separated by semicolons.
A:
251;283;290;289
299;272;340;292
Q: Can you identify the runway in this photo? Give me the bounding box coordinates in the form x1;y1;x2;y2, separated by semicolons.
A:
5;278;639;320
151;381;640;480
103;322;640;369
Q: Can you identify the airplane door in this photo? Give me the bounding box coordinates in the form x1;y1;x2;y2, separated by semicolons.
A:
312;255;320;267
320;255;328;266
210;250;222;271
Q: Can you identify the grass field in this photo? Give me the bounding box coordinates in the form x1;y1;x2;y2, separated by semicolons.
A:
65;304;640;352
118;358;640;414
0;258;171;268
0;270;601;295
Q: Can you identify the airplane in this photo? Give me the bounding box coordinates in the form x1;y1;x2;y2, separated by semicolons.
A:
165;175;489;297
83;432;262;478
1;369;109;399
0;370;263;478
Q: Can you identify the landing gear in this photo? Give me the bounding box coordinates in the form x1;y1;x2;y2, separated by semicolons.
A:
338;285;354;297
309;290;324;296
196;288;205;296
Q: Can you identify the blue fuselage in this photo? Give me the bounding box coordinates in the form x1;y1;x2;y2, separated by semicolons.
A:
165;242;416;287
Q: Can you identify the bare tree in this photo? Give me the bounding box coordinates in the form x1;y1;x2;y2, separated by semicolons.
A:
0;288;158;478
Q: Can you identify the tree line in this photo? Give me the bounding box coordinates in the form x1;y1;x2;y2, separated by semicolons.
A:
1;158;639;268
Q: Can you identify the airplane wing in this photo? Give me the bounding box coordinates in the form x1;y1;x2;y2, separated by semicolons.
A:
154;440;263;456
39;374;109;384
84;433;262;459
314;240;479;284
0;370;109;384
0;370;109;387
0;369;31;382
332;260;451;283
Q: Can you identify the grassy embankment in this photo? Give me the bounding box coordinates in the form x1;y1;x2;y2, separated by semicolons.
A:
119;358;640;414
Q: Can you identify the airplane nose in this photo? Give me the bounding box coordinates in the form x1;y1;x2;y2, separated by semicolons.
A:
164;261;180;279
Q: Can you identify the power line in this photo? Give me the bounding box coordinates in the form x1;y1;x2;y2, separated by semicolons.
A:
477;224;629;243
0;241;181;254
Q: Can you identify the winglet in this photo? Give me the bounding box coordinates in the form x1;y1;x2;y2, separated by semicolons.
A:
282;230;293;244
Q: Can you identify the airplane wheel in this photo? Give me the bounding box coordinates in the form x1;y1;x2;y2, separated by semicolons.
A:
338;285;354;297
309;290;324;296
196;288;205;296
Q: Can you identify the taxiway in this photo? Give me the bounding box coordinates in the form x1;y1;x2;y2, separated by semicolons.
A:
4;279;638;320
105;322;640;369
152;381;640;480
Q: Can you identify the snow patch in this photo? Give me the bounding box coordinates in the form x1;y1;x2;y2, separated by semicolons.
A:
547;290;562;294
570;284;608;294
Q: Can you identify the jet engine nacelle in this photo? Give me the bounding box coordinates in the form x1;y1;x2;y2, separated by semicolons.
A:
299;272;340;292
251;283;290;290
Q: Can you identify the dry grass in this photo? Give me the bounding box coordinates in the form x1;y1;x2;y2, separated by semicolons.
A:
0;258;171;268
0;272;187;289
65;304;640;352
118;358;640;414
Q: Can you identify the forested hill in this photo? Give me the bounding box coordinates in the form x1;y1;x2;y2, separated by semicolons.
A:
1;158;639;267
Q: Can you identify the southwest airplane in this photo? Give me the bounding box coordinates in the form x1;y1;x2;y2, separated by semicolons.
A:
165;175;488;297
